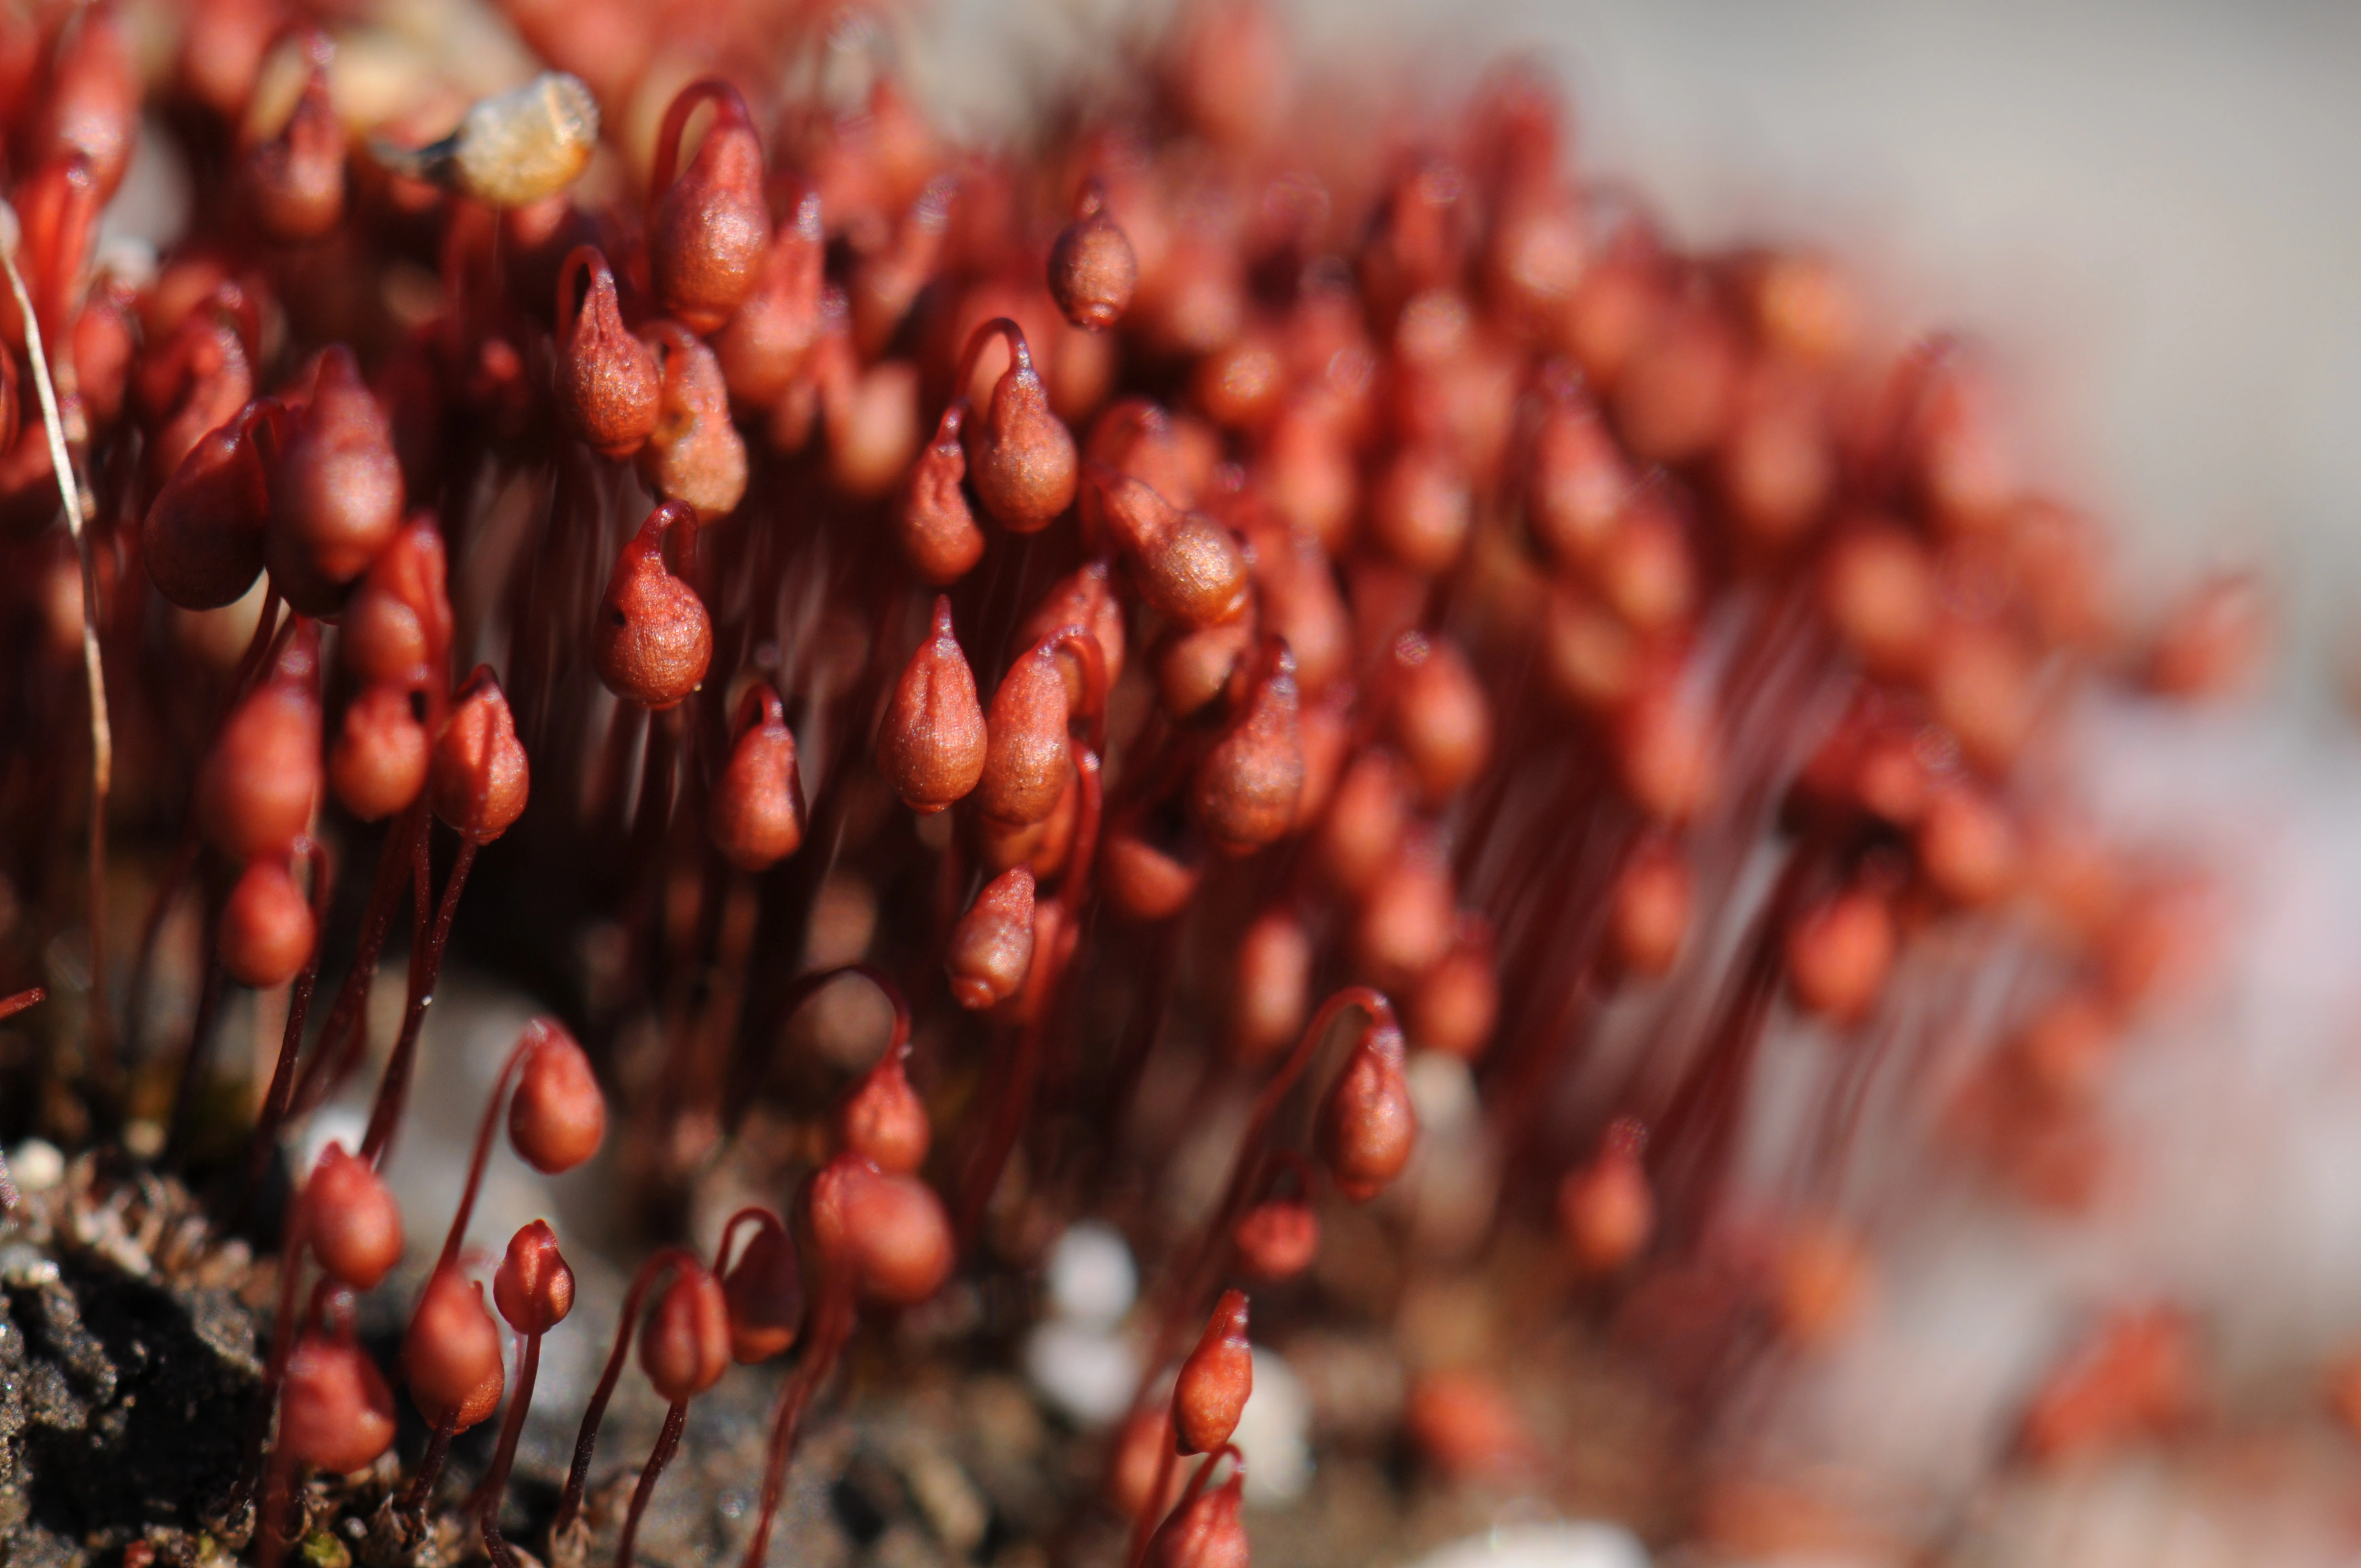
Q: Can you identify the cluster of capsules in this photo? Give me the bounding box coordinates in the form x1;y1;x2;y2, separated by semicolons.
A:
0;0;2280;1561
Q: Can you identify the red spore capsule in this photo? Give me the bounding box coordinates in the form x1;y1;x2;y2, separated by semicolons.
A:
1319;1022;1418;1202
280;1331;397;1474
331;683;429;823
1407;925;1497;1061
220;853;315;987
648;79;771;334
402;1267;505;1430
640;1265;731;1401
1192;645;1305;856
594;502;712;709
976;640;1073;827
1388;633;1491;805
1048;184;1138;331
509;1022;606;1174
264;345;404;616
896;404;985;585
1092;466;1250;629
638;323;748;519
431;668;530;843
142;406;269;610
554;246;661;459
710;683;806;872
1017;560;1129;703
195;625;322;861
242;61;345;243
1146;1463;1249;1568
1101;815;1201;922
494;1219;575;1335
340;520;452;690
1557;1118;1652;1273
1608;836;1693;978
963;323;1078;530
723;1223;802;1363
30;5;134;200
1234;1197;1318;1282
878;597;989;813
717;191;828;407
1786;884;1897;1023
305;1142;404;1290
1231;910;1310;1064
836;1050;929;1176
842;1168;955;1306
1174;1290;1253;1455
946;867;1037;1010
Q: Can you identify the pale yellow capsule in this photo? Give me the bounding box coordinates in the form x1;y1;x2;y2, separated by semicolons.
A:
373;73;600;209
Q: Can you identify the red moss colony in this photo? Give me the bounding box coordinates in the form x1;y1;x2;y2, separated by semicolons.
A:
0;0;2256;1562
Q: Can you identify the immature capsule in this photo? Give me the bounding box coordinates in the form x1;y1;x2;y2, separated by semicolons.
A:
640;1266;731;1401
331;683;428;822
195;627;322;861
976;640;1072;826
895;405;985;585
710;684;806;872
554;247;660;459
265;345;404;616
1048;185;1138;331
1092;466;1251;629
242;61;345;243
142;403;270;610
723;1223;802;1363
340;519;452;689
220;853;314;987
1192;645;1305;856
964;323;1078;530
431;668;530;843
836;1050;929;1176
402;1267;505;1430
594;502;712;708
280;1330;397;1474
649;79;770;333
509;1022;606;1174
946;868;1037;1009
639;324;748;520
878;598;988;813
493;1219;576;1334
305;1142;404;1290
1318;1022;1417;1202
1174;1291;1253;1455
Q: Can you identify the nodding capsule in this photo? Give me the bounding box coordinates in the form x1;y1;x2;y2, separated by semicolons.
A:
430;667;530;844
1607;836;1692;979
1318;1021;1418;1202
331;683;429;823
946;868;1037;1010
1100;812;1202;923
264;345;404;616
1173;1291;1253;1455
648;78;770;334
305;1142;404;1291
242;59;345;243
1527;389;1633;568
1822;521;1939;679
961;320;1079;531
1786;883;1897;1024
1368;443;1472;574
711;683;806;872
1231;908;1311;1064
1406;922;1498;1061
509;1021;606;1174
594;502;712;709
30;4;135;201
1017;560;1129;705
1144;1458;1249;1568
840;1168;955;1306
638;323;748;520
717;191;828;408
878;597;989;814
494;1220;576;1335
1192;643;1305;856
1048;182;1138;331
280;1329;397;1475
142;401;271;611
195;624;322;861
895;404;986;586
374;74;601;208
835;1049;929;1176
340;518;452;690
1557;1118;1653;1273
554;247;661;459
219;852;315;987
1233;1195;1318;1281
976;639;1073;827
722;1222;802;1363
1090;465;1250;629
1386;632;1490;806
402;1266;505;1430
639;1265;731;1402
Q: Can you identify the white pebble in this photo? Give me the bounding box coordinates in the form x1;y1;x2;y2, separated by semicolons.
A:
1407;1050;1480;1137
1233;1347;1312;1505
7;1139;62;1192
1046;1220;1137;1328
1407;1522;1650;1568
1024;1320;1139;1428
296;1108;369;1180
